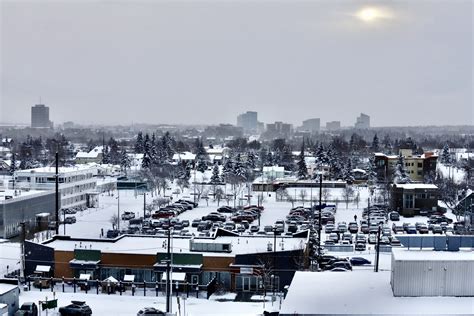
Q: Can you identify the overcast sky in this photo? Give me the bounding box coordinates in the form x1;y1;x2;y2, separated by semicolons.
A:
1;0;472;127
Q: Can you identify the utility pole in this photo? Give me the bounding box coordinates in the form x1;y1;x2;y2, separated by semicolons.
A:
19;222;26;280
117;189;120;231
273;226;277;296
375;225;381;272
166;229;171;313
317;173;322;257
143;192;146;220
55;152;60;235
193;164;197;204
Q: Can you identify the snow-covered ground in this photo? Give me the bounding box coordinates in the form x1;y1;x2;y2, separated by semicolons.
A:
437;163;466;184
19;289;268;316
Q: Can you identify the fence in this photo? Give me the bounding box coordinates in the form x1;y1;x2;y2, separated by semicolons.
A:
21;276;203;299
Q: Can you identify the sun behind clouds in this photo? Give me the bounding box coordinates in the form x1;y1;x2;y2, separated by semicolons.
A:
355;7;393;23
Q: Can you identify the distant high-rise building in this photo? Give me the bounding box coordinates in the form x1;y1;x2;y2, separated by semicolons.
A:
355;113;370;129
31;104;52;128
326;121;341;131
301;118;320;133
266;121;293;136
236;111;259;134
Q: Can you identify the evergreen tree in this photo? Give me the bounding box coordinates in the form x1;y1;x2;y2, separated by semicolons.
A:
150;133;158;164
247;152;256;170
366;157;378;185
107;137;121;164
195;138;209;173
441;143;451;164
371;134;380;152
297;142;308;179
343;159;355;183
314;143;326;167
382;134;392;152
265;152;274;166
258;148;267;170
135;132;144;154
222;158;234;183
394;154;411;184
120;149;131;173
102;145;110;164
232;153;247;182
210;163;221;184
9;152;17;175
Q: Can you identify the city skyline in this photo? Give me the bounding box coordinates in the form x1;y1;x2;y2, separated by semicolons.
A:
1;1;472;126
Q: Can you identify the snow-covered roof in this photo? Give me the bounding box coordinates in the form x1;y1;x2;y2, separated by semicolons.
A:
262;166;285;173
205;147;227;154
76;146;103;159
172;152;196;161
128;153;144;159
0;283;17;295
394;184;438;190
280;270;473;315
351;168;366;174
15;165;97;175
162;272;186;282
392;248;473;261
44;235;307;257
35;265;51;273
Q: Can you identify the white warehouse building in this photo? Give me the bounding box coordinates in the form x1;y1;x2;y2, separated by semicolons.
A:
391;248;474;297
13;165;98;209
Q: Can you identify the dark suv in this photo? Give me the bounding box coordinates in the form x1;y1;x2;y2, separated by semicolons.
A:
59;301;92;316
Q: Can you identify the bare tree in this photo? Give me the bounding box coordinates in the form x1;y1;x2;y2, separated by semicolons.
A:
342;186;355;209
322;188;331;203
109;214;119;230
214;187;225;206
299;190;307;206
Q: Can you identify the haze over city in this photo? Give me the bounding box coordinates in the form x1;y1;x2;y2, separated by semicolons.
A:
1;0;473;126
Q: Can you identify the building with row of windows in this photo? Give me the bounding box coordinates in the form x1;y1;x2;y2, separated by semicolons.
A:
13;165;98;210
374;149;438;182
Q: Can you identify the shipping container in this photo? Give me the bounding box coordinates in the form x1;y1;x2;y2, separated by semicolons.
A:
391;248;474;297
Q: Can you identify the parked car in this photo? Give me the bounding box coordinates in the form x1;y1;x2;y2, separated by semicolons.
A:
391;237;401;246
348;222;358;233
350;257;371;266
106;230;119;238
15;302;38;316
217;206;235;213
202;212;226;222
406;225;417;234
389;212;400;221
121;211;136;220
64;216;76;224
59;301;92;316
432;224;443;234
354;243;366;251
330;267;348;272
325;224;335;234
328;260;352;271
137;307;166;315
250;225;259;233
360;224;369;234
287;223;298;233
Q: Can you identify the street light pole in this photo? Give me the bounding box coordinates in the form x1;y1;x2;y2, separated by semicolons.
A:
317;174;322;257
143;192;146;220
117;189;120;231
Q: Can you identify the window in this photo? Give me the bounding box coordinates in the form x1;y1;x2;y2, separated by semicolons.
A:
418;163;422;168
